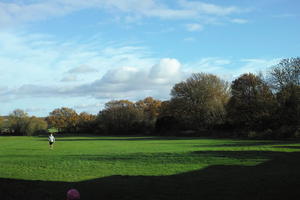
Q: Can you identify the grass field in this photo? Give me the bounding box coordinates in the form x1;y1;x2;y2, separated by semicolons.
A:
1;136;300;200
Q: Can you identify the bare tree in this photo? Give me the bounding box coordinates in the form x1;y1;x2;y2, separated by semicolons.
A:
268;57;300;89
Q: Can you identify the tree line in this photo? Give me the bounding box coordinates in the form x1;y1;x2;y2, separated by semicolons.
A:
1;57;299;139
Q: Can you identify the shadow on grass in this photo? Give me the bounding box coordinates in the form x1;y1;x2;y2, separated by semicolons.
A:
273;146;300;149
195;141;300;148
1;150;300;200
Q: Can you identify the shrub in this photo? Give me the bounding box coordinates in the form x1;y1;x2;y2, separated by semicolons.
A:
261;129;273;139
294;128;300;138
247;131;258;139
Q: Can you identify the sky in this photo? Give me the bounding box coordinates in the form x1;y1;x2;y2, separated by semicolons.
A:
0;0;299;116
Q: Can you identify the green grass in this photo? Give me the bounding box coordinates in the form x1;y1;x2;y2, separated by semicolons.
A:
1;135;300;200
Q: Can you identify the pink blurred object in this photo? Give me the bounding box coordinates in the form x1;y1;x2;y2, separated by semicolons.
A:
67;189;80;200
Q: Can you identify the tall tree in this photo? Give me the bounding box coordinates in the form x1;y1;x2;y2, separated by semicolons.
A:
170;73;230;129
275;84;300;129
46;107;79;133
227;73;275;130
135;97;162;122
25;117;48;136
77;112;96;133
267;58;300;135
268;57;300;90
0;116;3;126
7;109;47;135
8;109;29;135
98;100;143;134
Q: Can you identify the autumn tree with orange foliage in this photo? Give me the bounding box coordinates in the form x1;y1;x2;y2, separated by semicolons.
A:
46;107;79;133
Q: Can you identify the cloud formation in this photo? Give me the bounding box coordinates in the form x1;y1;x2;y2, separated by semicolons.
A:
186;23;203;31
179;0;240;16
68;65;98;74
0;0;246;28
1;55;280;105
2;58;185;101
230;18;248;24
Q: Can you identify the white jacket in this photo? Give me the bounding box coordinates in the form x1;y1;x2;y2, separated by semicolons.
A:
48;135;55;142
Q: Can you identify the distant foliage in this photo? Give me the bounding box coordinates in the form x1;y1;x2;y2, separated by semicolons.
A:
226;73;276;131
97;100;144;134
46;107;79;133
135;97;162;122
1;109;48;136
268;57;300;90
169;73;230;130
46;107;98;134
77;112;97;133
267;58;300;137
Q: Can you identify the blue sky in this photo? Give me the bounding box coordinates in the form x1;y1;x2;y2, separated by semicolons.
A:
0;0;299;116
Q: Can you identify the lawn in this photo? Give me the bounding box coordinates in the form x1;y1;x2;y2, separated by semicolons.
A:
0;135;300;200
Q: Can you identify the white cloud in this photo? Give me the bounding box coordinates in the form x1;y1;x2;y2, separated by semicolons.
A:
101;66;141;83
184;57;281;81
149;58;183;84
72;58;184;99
68;65;98;74
179;0;241;16
0;30;156;87
186;23;203;32
237;58;281;76
0;1;75;28
61;75;78;82
0;0;246;27
230;18;248;24
187;58;231;71
0;30;188;110
1;58;185;101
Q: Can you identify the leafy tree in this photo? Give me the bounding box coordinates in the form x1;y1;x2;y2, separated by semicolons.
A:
135;97;162;122
227;73;275;131
170;73;230;130
7;109;47;135
0;116;4;133
275;84;300;131
98;100;144;134
77;112;97;133
266;58;300;136
135;97;162;132
8;109;29;135
46;107;79;133
24;117;48;136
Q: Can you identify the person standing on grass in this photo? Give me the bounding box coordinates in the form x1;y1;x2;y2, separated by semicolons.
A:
48;133;55;149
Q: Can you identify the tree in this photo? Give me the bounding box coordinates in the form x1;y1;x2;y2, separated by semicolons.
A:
275;84;300;131
77;112;97;133
156;101;180;133
0;116;5;133
98;100;144;134
268;57;300;90
8;109;29;135
135;97;162;121
170;73;230;130
46;107;79;133
7;109;47;135
266;58;300;136
24;117;48;136
227;73;275;131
